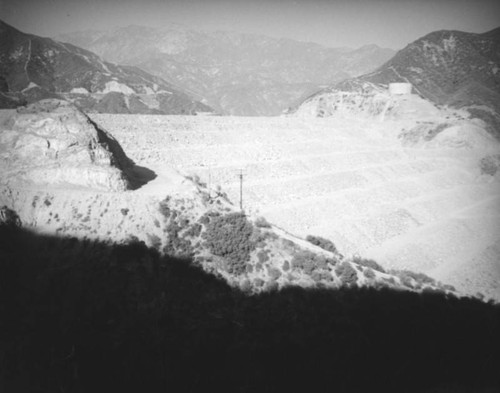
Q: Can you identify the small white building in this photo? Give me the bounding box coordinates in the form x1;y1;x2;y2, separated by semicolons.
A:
389;83;412;95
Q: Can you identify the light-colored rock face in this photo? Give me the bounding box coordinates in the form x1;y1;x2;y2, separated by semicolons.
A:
0;99;131;191
293;83;441;121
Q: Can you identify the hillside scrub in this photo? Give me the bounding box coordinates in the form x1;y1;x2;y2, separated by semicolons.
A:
305;235;338;253
202;212;256;274
335;261;358;286
351;256;385;273
291;249;336;275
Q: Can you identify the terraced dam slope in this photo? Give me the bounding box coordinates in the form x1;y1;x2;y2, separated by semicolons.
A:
90;112;500;300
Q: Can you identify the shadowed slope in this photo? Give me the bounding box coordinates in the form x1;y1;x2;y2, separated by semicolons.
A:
1;225;499;393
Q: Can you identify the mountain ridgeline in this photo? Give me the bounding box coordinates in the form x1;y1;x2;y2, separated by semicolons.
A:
293;27;500;138
0;20;214;115
55;25;395;116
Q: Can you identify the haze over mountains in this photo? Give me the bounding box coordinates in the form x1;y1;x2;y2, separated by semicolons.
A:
0;20;213;115
56;25;395;116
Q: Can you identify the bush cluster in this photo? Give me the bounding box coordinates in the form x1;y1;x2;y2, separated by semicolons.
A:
267;266;282;281
0;206;21;227
255;217;272;228
305;235;337;253
335;262;358;286
291;250;336;278
163;216;195;258
158;198;171;219
363;268;376;280
257;249;270;264
352;256;385;273
391;269;436;286
202;212;255;275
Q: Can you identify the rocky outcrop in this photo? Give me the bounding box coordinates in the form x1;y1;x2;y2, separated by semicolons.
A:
0;99;133;191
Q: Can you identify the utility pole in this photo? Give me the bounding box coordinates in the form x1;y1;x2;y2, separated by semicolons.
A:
238;169;244;212
208;166;211;200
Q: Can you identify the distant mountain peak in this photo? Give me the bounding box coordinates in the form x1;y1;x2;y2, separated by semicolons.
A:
55;25;395;116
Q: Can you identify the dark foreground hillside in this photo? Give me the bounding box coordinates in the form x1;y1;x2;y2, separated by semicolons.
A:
1;225;499;393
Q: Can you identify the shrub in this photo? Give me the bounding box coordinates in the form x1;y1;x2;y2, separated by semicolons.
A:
159;198;171;219
282;260;290;271
363;268;376;280
257;249;270;264
0;206;21;227
163;217;194;258
352;256;385;273
311;270;333;283
186;174;206;188
202;212;255;275
240;279;252;293
305;235;337;253
255;216;272;228
184;223;202;238
335;262;358;286
267;267;282;281
146;234;162;250
392;269;436;286
121;208;129;216
480;155;500;176
291;250;334;275
264;280;279;292
291;250;317;275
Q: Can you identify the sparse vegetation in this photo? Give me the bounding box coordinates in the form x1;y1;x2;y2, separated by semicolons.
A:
255;216;272;228
267;266;282;281
257;249;270;264
159;198;171;219
335;261;358;286
291;250;335;275
363;268;376;280
162;208;195;258
0;206;21;227
305;235;337;253
480;154;500;176
391;269;436;286
352;256;385;273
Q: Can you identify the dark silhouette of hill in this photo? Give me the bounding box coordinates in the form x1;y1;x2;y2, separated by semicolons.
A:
1;224;499;393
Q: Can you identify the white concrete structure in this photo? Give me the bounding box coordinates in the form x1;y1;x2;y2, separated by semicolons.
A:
389;82;412;95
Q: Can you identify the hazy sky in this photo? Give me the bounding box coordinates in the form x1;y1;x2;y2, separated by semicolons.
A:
1;0;500;49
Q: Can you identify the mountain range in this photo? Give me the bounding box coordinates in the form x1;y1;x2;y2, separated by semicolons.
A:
56;25;395;116
0;20;214;115
292;27;500;138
